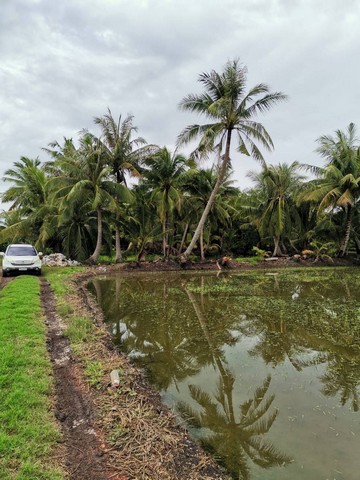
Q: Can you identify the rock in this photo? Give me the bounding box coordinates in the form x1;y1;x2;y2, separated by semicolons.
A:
42;253;81;267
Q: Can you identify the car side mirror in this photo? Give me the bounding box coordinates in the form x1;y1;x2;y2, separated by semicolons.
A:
38;252;43;258
0;252;4;257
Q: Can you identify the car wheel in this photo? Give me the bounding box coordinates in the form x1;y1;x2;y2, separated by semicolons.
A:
2;271;8;277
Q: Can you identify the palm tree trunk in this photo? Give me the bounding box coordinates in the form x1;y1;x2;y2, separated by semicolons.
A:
88;208;102;264
182;129;232;261
115;222;123;263
179;222;189;253
272;236;282;257
339;207;352;257
354;234;360;255
162;213;168;257
200;226;205;261
93;280;103;306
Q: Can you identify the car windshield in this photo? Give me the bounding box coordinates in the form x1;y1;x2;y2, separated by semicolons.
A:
7;246;37;256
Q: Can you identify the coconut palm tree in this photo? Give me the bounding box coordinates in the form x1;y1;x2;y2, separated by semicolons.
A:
141;147;192;257
246;162;303;256
302;123;360;256
91;109;158;262
48;134;130;263
177;59;287;261
1;157;47;212
120;185;162;261
0;157;55;248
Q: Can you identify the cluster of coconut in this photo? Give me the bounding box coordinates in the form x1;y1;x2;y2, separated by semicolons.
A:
41;253;81;267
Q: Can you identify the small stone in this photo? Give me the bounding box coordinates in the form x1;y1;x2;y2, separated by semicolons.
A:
57;412;67;422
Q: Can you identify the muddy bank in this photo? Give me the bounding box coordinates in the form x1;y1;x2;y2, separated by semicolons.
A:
80;255;357;277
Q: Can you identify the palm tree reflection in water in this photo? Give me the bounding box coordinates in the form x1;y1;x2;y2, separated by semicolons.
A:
180;289;291;480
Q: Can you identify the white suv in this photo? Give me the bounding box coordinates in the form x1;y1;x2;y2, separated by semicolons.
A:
0;244;42;277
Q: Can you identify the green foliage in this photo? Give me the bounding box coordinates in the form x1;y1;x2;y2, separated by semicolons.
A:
121;186;162;261
1;96;359;262
177;59;287;259
235;256;261;265
109;425;129;445
307;240;337;262
301;123;360;256
65;315;93;343
245;162;304;256
251;245;269;259
84;361;105;388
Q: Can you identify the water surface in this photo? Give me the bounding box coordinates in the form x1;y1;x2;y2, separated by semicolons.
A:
89;269;360;480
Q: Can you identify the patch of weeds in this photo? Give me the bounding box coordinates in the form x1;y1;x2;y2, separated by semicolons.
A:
187;282;239;294
235;255;263;265
58;301;74;317
98;254;114;263
109;425;129;445
65;315;94;343
84;361;105;388
45;268;95;348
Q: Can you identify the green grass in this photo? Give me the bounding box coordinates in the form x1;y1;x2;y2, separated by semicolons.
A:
235;256;264;265
43;267;96;349
0;276;64;480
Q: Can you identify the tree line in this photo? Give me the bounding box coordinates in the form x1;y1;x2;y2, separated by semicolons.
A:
1;59;359;263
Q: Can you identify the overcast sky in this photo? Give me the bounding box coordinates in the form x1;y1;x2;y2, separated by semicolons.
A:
1;0;359;208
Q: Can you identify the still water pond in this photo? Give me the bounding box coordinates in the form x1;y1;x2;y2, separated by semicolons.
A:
89;269;360;480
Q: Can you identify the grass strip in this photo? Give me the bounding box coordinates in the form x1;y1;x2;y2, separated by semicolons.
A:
0;276;64;480
43;267;93;347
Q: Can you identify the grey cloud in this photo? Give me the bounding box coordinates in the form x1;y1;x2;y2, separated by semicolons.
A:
1;0;359;201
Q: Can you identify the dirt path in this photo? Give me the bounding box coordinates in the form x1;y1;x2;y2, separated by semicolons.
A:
0;276;12;290
40;278;124;480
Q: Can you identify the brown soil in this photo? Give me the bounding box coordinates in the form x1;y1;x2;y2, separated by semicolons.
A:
91;255;357;275
0;276;12;290
39;257;357;479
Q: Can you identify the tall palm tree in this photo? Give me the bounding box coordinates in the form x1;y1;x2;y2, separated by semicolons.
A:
48;134;129;263
141;147;192;257
177;59;287;260
55;201;98;261
91;109;158;262
302;123;360;256
246;162;303;256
